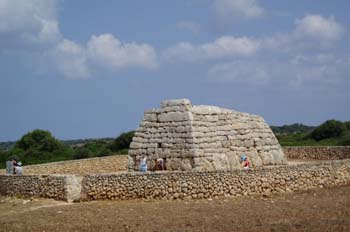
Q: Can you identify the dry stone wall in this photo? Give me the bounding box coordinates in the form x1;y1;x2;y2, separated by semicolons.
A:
0;155;128;175
2;160;350;202
283;146;350;160
129;99;286;171
0;175;67;200
81;159;350;201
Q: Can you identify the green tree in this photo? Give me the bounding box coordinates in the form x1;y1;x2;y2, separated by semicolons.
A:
311;120;347;141
109;131;135;152
16;129;63;152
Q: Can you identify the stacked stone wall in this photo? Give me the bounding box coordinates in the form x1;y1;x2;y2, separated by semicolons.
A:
283;146;350;160
0;155;127;175
0;175;67;200
81;159;350;201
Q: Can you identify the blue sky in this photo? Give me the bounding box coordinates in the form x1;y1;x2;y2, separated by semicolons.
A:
0;0;349;141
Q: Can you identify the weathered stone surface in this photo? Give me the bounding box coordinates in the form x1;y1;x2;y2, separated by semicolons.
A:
128;99;286;171
81;159;350;201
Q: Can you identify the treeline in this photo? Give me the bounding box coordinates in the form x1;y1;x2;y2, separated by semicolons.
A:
272;120;350;146
0;130;134;168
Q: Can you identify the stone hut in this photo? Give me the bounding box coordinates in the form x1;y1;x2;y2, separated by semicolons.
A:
128;99;286;171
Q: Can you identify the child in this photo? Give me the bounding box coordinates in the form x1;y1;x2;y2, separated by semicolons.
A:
242;157;251;170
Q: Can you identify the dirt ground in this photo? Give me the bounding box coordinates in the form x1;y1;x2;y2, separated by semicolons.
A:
0;185;350;232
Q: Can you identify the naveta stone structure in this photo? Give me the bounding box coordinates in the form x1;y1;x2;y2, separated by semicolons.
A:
128;99;286;171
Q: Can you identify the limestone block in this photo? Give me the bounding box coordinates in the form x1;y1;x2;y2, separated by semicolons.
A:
246;149;263;167
225;152;241;169
161;105;191;112
205;115;219;122
161;99;191;108
193;157;214;171
211;153;230;171
158;112;194;122
259;152;274;165
143;113;158;122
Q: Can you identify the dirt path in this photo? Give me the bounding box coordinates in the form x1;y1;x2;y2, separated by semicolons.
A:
1;185;350;232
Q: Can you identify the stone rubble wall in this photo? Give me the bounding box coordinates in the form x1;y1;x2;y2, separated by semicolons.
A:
81;159;350;201
129;99;286;171
0;175;67;201
283;146;350;160
0;155;128;175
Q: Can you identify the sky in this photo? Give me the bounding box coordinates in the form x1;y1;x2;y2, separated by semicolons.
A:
0;0;349;141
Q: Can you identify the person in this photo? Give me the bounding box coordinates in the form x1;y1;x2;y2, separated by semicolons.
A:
240;153;247;163
15;162;23;176
5;160;13;175
242;157;251;170
155;158;165;171
139;155;147;172
12;159;18;175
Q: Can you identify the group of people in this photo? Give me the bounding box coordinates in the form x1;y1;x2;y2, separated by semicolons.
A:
137;153;251;172
138;155;165;172
5;158;23;175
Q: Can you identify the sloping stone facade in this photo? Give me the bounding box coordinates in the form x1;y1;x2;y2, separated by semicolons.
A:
128;99;286;171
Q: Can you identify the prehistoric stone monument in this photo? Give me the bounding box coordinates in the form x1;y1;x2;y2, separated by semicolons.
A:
128;99;286;171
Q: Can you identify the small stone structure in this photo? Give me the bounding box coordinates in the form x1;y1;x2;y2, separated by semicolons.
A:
128;99;286;171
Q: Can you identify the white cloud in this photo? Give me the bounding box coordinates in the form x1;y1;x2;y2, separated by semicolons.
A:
0;0;60;49
294;14;344;42
207;55;350;87
87;34;158;70
164;36;259;62
0;0;158;78
213;0;265;25
263;14;345;51
52;39;90;79
176;20;201;34
208;60;269;85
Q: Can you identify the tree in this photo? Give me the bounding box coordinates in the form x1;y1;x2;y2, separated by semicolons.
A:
311;120;347;141
109;131;135;152
15;129;63;152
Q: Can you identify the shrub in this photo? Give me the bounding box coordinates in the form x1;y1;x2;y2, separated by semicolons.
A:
97;147;112;157
344;121;350;130
109;131;135;152
73;147;92;159
311;120;347;141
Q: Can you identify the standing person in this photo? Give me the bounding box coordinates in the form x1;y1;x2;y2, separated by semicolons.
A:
5;160;13;175
15;162;23;176
156;158;165;171
139;155;147;172
12;159;18;175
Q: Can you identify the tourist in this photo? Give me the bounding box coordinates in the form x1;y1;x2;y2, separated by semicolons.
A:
12;158;18;175
140;155;147;172
5;159;13;175
242;156;251;170
15;162;23;176
155;158;165;171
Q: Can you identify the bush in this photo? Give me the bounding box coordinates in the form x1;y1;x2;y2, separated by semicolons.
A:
96;147;112;157
311;120;347;141
73;147;92;159
109;131;135;152
344;121;350;130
